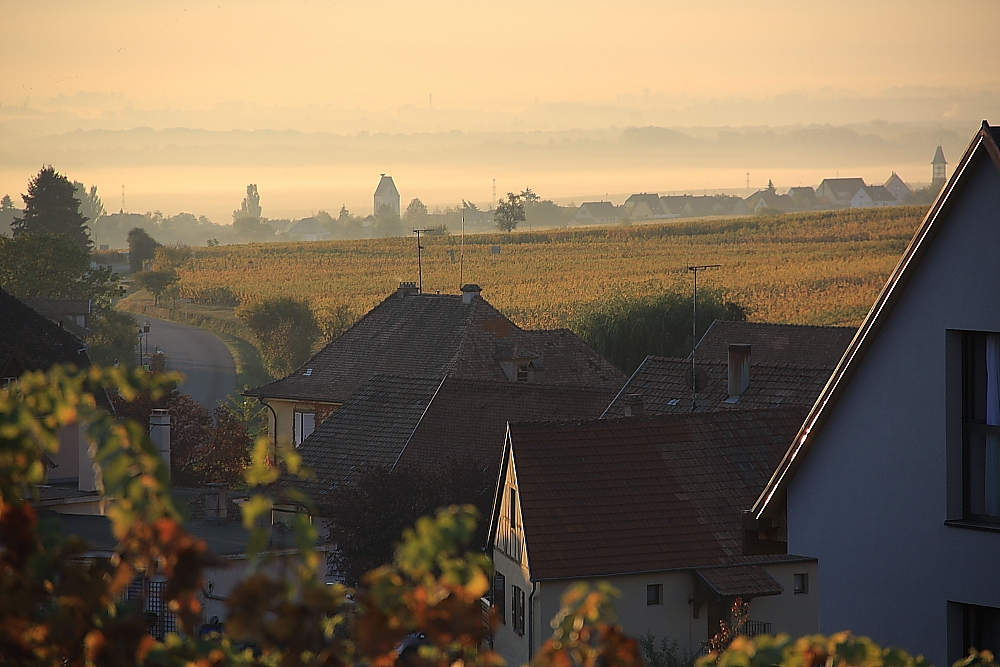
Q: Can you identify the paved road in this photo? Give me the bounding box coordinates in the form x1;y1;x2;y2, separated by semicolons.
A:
140;316;238;409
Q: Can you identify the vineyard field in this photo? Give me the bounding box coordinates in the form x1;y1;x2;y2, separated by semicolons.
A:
149;207;929;332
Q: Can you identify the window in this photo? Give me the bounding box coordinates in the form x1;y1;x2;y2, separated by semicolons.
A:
493;572;506;624
294;411;316;446
964;603;1000;655
512;585;526;636
516;365;529;382
793;573;809;594
963;333;1000;521
646;584;663;605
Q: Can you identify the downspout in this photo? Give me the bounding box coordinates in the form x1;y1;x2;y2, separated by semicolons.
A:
527;580;538;660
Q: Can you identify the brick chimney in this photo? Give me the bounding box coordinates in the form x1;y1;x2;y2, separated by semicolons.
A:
624;393;644;417
727;344;752;400
149;409;171;480
397;281;419;298
461;283;482;304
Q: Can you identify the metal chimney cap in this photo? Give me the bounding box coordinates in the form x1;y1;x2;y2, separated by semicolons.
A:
460;283;482;293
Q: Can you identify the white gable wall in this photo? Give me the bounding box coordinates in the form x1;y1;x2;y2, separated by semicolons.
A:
785;153;1000;667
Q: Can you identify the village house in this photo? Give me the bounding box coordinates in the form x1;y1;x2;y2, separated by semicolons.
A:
571;201;623;226
787;186;818;210
373;174;401;216
884;173;912;204
283;216;332;241
815;177;867;207
246;283;625;446
624;193;671;220
745;122;1000;666
745;189;795;213
488;408;819;666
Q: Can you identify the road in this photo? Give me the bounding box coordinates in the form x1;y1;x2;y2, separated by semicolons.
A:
139;316;238;409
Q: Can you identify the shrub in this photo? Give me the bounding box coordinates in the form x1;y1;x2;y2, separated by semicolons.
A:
237;296;321;377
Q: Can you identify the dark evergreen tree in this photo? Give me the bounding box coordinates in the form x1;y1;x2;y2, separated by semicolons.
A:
127;227;160;272
12;166;91;250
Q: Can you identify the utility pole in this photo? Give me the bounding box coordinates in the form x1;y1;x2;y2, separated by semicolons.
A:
687;264;720;412
413;229;432;293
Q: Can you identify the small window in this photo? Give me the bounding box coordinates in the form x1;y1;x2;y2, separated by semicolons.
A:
294;411;316;446
516;365;529;382
509;488;518;531
793;573;809;594
963;333;1000;521
646;584;663;605
493;572;506;624
512;585;526;636
962;603;1000;655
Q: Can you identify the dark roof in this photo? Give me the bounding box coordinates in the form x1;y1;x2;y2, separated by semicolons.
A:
864;185;899;203
247;291;624;403
692;320;856;368
505;407;811;579
374;175;399;197
296;374;618;508
932;145;947;164
818;178;867;199
696;564;783;597
0;287;91;374
753;121;1000;520
603;357;834;417
577;202;618;218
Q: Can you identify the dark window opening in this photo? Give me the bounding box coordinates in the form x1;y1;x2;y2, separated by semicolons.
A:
294;411;316;446
493;572;506;624
793;573;809;594
516;365;529;382
965;603;1000;655
646;584;663;605
512;585;526;636
963;333;1000;521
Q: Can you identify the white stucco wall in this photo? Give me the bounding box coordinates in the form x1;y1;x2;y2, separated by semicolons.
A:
786;153;1000;667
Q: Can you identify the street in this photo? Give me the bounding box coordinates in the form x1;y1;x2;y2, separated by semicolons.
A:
139;316;238;409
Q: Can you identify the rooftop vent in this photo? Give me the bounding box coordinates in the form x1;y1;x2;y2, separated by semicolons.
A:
397;281;419;297
624;393;644;417
461;283;482;304
727;344;752;400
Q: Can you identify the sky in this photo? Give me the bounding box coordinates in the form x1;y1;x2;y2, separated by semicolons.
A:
1;0;999;224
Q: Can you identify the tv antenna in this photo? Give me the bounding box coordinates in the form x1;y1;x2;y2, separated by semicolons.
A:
687;264;720;412
459;214;466;289
413;228;433;293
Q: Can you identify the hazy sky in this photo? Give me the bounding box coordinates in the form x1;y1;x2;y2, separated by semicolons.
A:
4;0;998;113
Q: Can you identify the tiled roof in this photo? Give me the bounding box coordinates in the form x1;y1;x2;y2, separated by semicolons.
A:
247;291;624;403
819;178;866;200
603;357;833;417
506;407;810;580
692;320;856;368
932;145;947;164
0;287;91;373
696;564;783;597
296;374;617;509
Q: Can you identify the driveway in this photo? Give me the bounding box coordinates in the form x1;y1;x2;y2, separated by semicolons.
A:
139;316;238;409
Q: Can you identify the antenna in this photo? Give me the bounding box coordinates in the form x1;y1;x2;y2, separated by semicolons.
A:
121;184;126;213
459;214;466;288
413;228;432;293
687;264;721;412
492;179;496;210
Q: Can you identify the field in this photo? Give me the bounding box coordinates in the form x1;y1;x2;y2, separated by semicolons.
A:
127;206;929;336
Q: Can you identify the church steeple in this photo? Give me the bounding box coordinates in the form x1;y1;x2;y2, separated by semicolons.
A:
931;145;947;187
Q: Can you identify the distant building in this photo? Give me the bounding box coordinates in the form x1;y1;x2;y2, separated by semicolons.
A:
932;145;948;188
787;186;818;210
816;178;867;207
883;173;912;203
860;185;898;208
571;201;622;225
624;193;669;220
373;174;400;216
283;217;331;241
745;189;795;213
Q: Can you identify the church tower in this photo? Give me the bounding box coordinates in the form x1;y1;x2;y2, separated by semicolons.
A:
931;145;947;188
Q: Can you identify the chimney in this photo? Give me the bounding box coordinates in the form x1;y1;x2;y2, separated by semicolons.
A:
461;283;482;304
397;281;419;298
624;393;644;417
728;344;752;399
149;409;171;480
205;482;229;520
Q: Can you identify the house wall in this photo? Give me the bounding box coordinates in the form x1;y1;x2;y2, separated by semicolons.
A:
786;153;1000;667
263;398;339;445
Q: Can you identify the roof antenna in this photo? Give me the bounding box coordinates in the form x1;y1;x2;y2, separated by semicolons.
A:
459;213;465;289
413;228;432;293
687;264;720;412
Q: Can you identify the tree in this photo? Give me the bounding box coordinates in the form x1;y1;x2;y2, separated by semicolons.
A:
494;192;525;232
73;182;105;231
571;288;748;374
237;297;321;376
13;166;91;250
133;269;178;306
153;244;193;270
404;198;430;226
127;227;160;272
374;203;404;237
86;309;139;368
232;183;274;242
0;194;17;234
235;183;262;219
0;232;118;302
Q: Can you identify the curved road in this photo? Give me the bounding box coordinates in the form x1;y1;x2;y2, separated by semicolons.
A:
140;316;238;409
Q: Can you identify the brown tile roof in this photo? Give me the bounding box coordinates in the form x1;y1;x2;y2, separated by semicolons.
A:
505;407;810;580
692;320;856;368
603;357;833;417
295;374;617;510
696;564;783;597
0;287;91;374
247;290;624;403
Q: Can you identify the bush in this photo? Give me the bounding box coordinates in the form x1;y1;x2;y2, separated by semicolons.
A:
86;309;138;368
237;297;321;377
571;288;747;374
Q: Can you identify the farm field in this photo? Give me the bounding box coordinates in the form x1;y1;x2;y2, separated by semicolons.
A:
134;206;929;334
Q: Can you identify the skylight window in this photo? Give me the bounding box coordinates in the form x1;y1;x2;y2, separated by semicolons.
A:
304;368;313;376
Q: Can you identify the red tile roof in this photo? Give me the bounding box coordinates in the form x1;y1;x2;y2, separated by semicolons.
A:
505;407;810;580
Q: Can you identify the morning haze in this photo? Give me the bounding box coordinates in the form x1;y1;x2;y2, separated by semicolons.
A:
2;0;998;227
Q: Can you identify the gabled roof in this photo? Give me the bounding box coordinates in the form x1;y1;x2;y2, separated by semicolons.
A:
0;288;91;373
577;202;618;218
296;374;618;509
625;193;665;215
602;356;833;417
883;172;911;193
864;185;899;204
753;121;1000;520
503;407;811;580
374;174;399;198
247;290;624;403
692;320;856;368
817;178;867;199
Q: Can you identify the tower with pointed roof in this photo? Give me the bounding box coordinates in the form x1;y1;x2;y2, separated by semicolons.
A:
373;174;400;216
932;145;947;188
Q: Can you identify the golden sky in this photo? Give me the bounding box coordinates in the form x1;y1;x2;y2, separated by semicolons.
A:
4;0;998;112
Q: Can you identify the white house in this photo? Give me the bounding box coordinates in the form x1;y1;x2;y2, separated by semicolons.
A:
488;409;820;667
571;202;622;225
884;173;912;203
746;121;1000;666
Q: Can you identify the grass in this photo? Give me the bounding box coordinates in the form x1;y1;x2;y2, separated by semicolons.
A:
117;292;273;389
162;206;928;331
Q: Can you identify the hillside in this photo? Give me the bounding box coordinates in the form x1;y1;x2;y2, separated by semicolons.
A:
127;207;928;335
